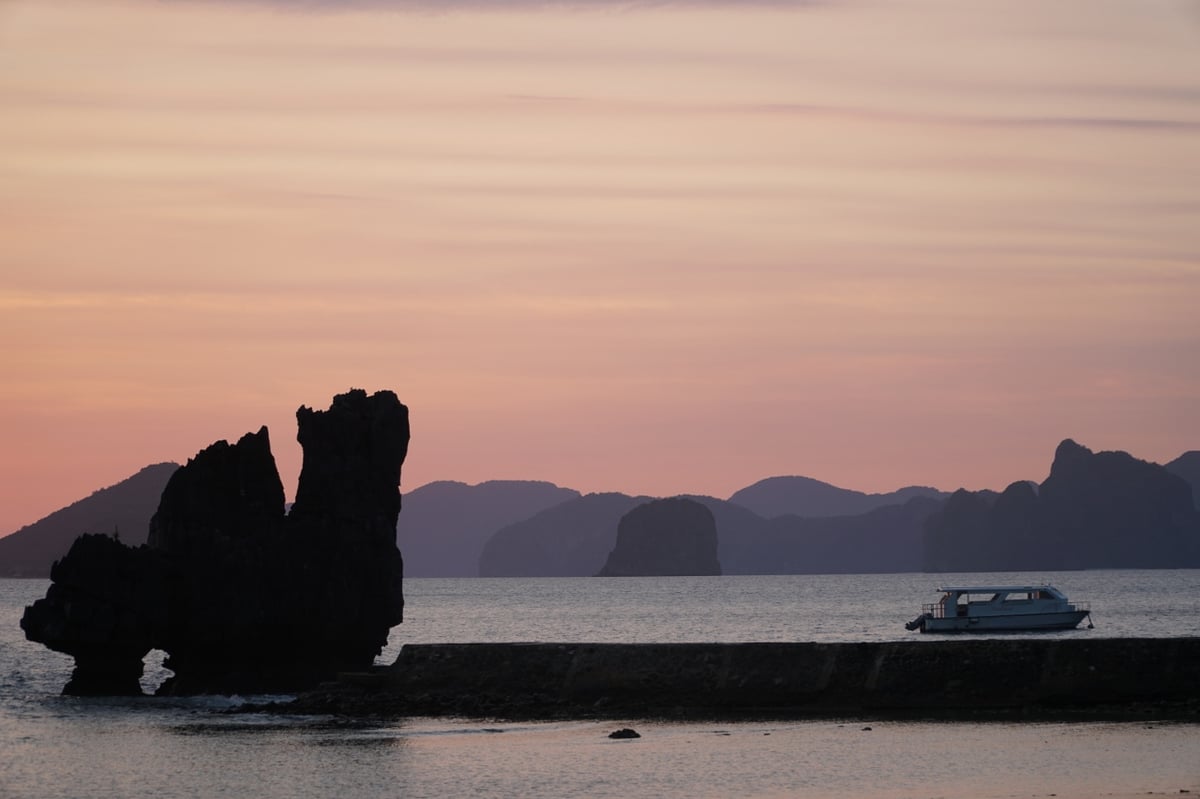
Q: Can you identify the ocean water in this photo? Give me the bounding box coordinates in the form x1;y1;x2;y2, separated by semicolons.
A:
2;571;1199;799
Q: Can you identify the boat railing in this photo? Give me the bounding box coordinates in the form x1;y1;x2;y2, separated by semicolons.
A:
923;601;1089;619
921;597;1094;614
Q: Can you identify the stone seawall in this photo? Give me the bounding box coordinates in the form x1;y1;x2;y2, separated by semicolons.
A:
291;638;1200;720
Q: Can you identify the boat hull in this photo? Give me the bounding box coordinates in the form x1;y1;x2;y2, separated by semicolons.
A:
919;610;1090;633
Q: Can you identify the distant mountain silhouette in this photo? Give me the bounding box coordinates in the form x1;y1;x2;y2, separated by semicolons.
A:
7;442;1197;580
1166;451;1200;510
478;493;650;577
0;463;179;577
398;480;580;577
477;490;940;577
691;497;773;573
923;440;1200;571
597;498;721;577
731;497;942;574
727;475;947;518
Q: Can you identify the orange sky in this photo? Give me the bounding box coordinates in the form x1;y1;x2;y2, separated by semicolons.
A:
2;0;1198;536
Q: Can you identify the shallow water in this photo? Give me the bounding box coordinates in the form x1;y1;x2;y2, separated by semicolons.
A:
3;573;1199;799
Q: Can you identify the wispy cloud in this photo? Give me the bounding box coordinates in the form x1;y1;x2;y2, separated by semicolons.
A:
740;102;1200;133
14;84;1198;136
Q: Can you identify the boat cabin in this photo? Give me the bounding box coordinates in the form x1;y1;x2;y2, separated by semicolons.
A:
907;583;1090;632
931;585;1072;619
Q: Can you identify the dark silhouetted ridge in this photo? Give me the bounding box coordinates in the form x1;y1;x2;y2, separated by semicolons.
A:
0;463;179;577
1166;451;1200;510
728;475;946;518
479;492;649;577
922;439;1200;571
399;480;579;576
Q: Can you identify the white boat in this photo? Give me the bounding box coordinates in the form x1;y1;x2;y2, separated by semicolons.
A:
905;585;1092;633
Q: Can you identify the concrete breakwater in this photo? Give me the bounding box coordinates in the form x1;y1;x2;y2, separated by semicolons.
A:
294;638;1200;720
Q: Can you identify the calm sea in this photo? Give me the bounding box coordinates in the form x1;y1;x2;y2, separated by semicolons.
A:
2;571;1199;799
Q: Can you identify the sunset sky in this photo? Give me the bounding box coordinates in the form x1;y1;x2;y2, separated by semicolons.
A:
2;0;1198;535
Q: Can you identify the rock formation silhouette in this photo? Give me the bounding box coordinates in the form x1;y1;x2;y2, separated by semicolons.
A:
922;439;1200;571
21;389;409;696
596;497;721;576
